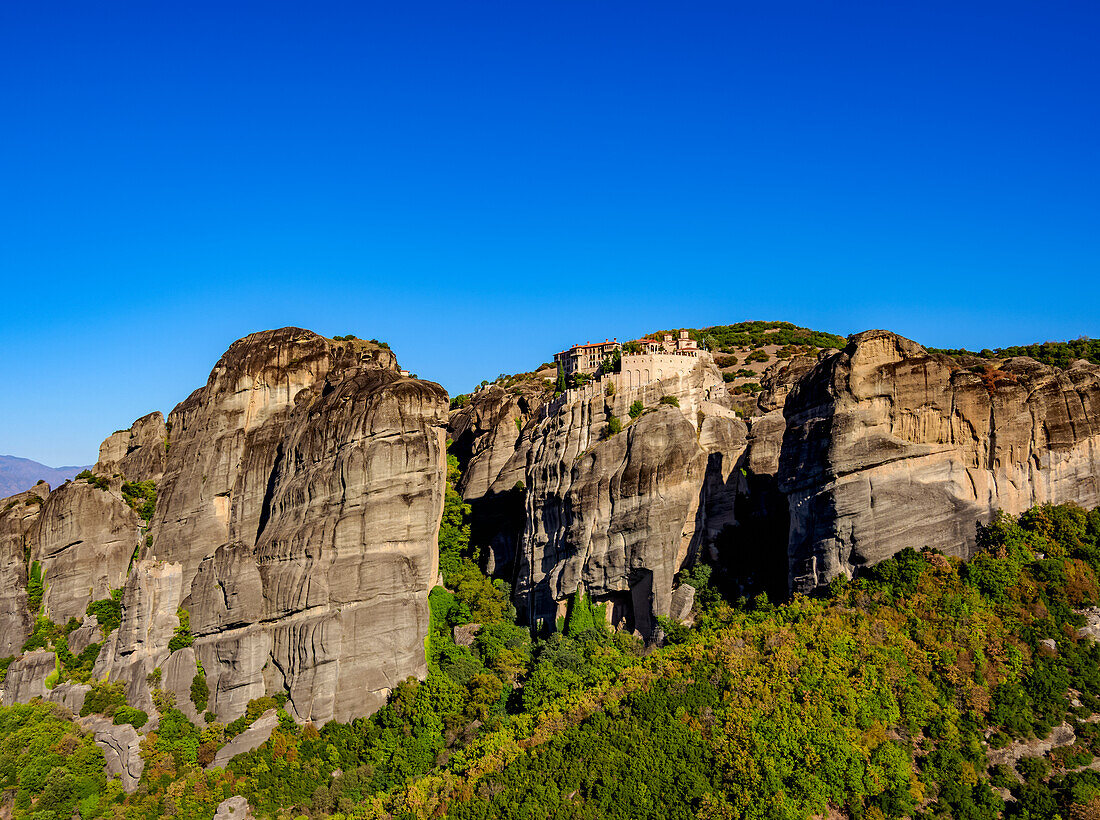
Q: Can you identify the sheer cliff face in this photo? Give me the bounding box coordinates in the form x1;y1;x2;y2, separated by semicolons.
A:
151;328;402;587
448;383;550;577
89;328;449;725
27;481;144;624
515;362;746;635
0;485;47;654
779;330;1100;592
188;369;448;724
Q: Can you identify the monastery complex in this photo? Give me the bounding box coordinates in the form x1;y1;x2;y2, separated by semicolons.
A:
554;330;708;388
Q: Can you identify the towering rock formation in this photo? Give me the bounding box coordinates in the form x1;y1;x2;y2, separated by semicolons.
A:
150;329;403;587
0;484;48;654
105;328;450;725
448;381;550;576
779;330;1100;591
2;328;448;727
510;358;744;635
450;382;548;501
4;322;1100;732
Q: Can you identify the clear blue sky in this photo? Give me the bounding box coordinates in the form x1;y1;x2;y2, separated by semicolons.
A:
2;1;1098;466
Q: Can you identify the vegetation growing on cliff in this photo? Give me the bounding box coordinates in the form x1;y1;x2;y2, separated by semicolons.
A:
120;479;156;521
74;470;109;491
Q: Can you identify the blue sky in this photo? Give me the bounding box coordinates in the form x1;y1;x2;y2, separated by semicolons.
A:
1;1;1098;466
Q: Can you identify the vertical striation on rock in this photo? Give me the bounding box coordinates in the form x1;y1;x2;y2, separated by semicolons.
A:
448;382;550;576
150;329;398;587
514;358;745;636
83;328;447;726
189;368;448;724
779;330;1100;592
26;480;143;624
0;484;48;653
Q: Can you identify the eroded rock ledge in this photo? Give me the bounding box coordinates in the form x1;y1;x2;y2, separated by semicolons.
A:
778;330;1100;592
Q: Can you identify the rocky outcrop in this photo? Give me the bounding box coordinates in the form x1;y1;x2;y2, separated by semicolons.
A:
149;330;401;586
26;480;143;623
95;411;168;483
516;359;745;635
450;382;549;500
779;330;1100;592
79;715;144;793
75;330;450;726
1;650;55;705
0;649;87;712
10;319;1100;735
192;369;447;724
162;647;202;723
208;709;279;770
449;382;550;576
0;484;47;653
93;559;183;720
66;616;102;656
213;796;255;820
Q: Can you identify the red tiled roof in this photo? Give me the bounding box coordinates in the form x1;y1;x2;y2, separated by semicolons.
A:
560;341;620;353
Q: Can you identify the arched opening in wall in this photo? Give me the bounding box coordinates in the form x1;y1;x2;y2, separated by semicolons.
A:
644;369;650;383
657;369;663;380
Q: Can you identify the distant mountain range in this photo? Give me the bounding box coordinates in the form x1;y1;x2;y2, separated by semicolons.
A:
0;455;89;498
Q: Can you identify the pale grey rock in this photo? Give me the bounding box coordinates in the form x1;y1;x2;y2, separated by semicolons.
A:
46;682;89;714
190;364;448;724
162;647;202;723
95;411;168;483
450;383;549;501
449;382;550;577
149;329;400;589
1078;608;1100;642
209;709;279;770
26;480;142;623
86;329;452;727
0;485;46;653
94;560;184;720
198;630;270;725
79;715;144;793
987;722;1076;769
1;650;55;705
669;584;695;624
213;796;254;820
67;615;102;656
4;329;447;729
780;330;1100;593
516;360;746;636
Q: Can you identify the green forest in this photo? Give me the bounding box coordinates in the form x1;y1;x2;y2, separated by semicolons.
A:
4;458;1100;819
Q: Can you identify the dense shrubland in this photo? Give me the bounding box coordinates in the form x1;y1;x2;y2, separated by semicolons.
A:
4;480;1100;818
932;337;1100;368
653;321;846;353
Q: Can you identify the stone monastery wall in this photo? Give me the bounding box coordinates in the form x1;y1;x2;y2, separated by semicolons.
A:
616;353;699;389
